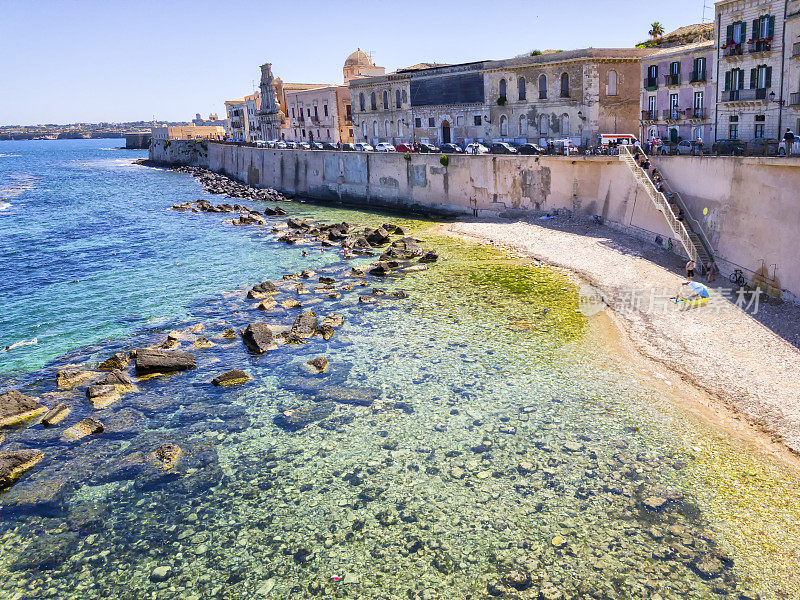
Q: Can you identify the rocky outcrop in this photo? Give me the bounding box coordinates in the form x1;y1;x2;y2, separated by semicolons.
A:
242;323;276;354
134;349;197;375
306;357;329;373
41;402;71;427
85;384;120;409
248;280;279;299
0;450;44;489
0;390;47;426
291;312;318;339
212;369;250;387
97;352;129;371
56;369;99;389
390;237;423;257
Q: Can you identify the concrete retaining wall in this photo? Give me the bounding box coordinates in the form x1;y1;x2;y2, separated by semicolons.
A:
150;141;800;300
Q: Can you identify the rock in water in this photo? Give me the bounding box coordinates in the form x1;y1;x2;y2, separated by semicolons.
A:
134;348;197;375
419;250;438;263
291;311;318;339
95;369;133;386
390;237;423;256
0;390;47;426
85;384;120;409
306;357;329;373
41;402;71;427
221;328;237;339
155;443;182;466
56;369;99;389
212;369;251;387
359;295;377;304
97;352;129;370
502;567;532;590
0;450;44;489
274;402;336;431
242;323;276;354
366;227;391;246
63;417;104;441
642;496;668;512
150;566;171;582
248;280;279;299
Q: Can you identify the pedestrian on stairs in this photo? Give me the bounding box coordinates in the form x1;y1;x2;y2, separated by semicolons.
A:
686;259;696;281
706;258;718;283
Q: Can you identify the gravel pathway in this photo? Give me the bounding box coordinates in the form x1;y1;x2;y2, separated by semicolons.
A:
449;216;800;454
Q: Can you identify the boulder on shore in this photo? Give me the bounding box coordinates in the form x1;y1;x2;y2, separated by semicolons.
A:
212;369;251;387
0;390;47;427
0;450;44;489
390;237;423;257
134;349;197;376
291;312;319;339
242;323;276;354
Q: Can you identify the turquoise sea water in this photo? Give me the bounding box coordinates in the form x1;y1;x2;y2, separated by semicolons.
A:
0;140;798;600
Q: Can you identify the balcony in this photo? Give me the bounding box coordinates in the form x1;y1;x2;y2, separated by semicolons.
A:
664;74;682;86
790;92;800;106
641;110;658;121
662;108;682;121
747;39;772;54
686;108;707;120
721;88;768;102
722;43;744;58
690;71;707;83
643;77;658;91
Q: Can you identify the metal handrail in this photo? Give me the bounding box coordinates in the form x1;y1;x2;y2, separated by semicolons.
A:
618;145;702;264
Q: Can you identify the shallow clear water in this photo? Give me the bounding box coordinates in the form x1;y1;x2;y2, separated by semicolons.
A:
1;140;799;600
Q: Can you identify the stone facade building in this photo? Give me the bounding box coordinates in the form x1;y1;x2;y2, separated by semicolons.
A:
715;0;789;141
640;40;716;143
285;85;353;143
224;92;260;142
350;49;650;148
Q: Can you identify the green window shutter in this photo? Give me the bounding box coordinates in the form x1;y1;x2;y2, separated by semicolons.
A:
766;66;772;88
726;24;733;43
742;21;747;40
768;16;775;38
753;19;759;39
750;68;757;89
725;71;731;91
676;61;681;74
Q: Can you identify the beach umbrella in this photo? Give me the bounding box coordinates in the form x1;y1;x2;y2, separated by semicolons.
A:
686;281;710;298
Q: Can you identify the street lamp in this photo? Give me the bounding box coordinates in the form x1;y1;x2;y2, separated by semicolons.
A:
769;91;785;105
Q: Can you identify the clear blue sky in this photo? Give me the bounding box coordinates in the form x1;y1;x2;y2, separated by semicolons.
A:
0;0;712;125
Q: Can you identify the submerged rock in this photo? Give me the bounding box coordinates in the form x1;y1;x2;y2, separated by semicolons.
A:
502;566;532;590
242;323;277;354
63;417;104;441
0;389;47;426
134;348;197;375
319;385;380;406
0;450;44;489
56;369;98;389
150;566;172;582
306;357;329;373
221;328;238;339
41;402;71;427
155;443;182;467
97;352;129;371
274;402;336;431
419;250;438;263
212;369;251;387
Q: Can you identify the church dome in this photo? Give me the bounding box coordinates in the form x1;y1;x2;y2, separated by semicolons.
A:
344;48;375;68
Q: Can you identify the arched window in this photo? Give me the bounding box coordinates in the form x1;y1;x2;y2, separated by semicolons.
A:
561;114;570;136
402;89;408;103
370;92;377;110
607;70;618;96
398;120;403;137
519;115;528;136
499;78;507;99
539;75;547;99
359;93;365;111
500;114;509;136
373;121;379;137
383;90;389;108
396;89;402;108
560;73;570;98
518;77;526;100
384;120;390;136
539;115;548;134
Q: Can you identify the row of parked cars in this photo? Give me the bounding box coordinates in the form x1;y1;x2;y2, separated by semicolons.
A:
256;139;549;155
653;138;799;156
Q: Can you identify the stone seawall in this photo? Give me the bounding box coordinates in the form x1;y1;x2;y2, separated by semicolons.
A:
149;140;800;301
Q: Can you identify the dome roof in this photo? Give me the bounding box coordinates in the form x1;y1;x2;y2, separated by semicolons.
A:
345;48;375;68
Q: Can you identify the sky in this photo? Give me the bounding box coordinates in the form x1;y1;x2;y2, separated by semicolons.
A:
0;0;714;126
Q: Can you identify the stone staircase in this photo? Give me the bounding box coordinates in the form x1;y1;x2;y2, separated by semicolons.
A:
618;145;712;269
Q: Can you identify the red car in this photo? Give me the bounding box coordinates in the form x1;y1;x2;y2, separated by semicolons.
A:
396;143;415;153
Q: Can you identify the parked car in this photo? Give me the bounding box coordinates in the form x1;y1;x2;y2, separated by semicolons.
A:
276;141;288;149
712;139;745;156
778;138;800;156
375;142;396;152
354;143;374;151
309;142;323;150
396;143;415;153
746;138;778;156
416;142;439;153
341;143;355;151
297;142;311;150
265;140;278;148
439;143;464;153
489;142;518;154
464;143;490;155
659;140;697;156
321;142;337;150
517;143;546;155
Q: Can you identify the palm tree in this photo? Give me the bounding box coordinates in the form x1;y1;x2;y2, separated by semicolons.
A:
649;22;665;39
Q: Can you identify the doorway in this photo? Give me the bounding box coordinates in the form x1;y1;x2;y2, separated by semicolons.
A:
441;120;451;144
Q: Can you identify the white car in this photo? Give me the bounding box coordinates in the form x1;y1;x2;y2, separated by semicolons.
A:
276;141;288;149
354;143;374;152
464;143;489;155
375;143;396;152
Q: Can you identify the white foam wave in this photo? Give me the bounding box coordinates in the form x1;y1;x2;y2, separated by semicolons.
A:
0;153;21;158
0;201;11;211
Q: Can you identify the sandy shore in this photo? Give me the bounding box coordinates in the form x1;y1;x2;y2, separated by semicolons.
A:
448;216;800;455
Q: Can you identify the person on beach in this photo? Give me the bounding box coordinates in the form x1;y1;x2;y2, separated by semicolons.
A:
686;259;696;281
706;258;718;282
